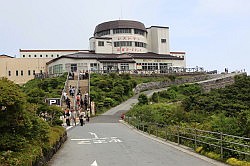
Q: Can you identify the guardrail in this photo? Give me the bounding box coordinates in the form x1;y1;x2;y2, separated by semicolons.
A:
60;72;69;107
125;116;250;161
90;67;206;75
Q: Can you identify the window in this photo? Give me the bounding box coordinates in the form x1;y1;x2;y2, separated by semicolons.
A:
114;41;132;47
39;54;42;57
98;41;104;46
120;63;129;71
8;71;11;76
57;54;59;57
16;70;18;76
134;29;145;36
28;70;31;76
29;55;31;57
96;30;110;37
113;28;131;34
33;70;35;75
51;54;53;57
21;70;23;76
135;42;147;48
46;54;48;57
90;63;99;71
23;55;25;58
161;39;166;43
34;55;37;57
52;64;63;74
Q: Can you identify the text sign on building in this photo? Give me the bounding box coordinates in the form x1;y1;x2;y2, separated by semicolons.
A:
46;98;61;106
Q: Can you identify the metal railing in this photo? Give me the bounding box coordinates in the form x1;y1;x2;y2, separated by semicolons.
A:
60;72;69;106
90;67;206;75
125;116;250;161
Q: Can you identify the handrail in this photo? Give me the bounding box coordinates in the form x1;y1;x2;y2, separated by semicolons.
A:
125;116;250;161
60;72;69;106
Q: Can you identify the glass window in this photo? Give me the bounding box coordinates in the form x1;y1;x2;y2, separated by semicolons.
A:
8;71;11;76
46;54;48;57
113;28;131;34
134;29;145;36
120;63;129;71
23;55;25;58
53;64;63;74
96;30;110;37
40;54;42;57
34;55;37;57
98;41;104;46
29;55;31;57
51;54;53;57
114;41;132;47
21;70;23;76
135;42;147;48
16;70;18;76
28;70;31;76
161;39;166;43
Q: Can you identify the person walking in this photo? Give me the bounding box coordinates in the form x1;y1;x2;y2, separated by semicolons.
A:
70;108;77;126
65;109;70;126
79;111;86;126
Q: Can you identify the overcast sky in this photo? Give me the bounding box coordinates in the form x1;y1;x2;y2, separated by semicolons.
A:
1;0;250;73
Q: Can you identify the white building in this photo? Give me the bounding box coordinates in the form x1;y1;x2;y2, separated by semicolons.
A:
46;20;186;75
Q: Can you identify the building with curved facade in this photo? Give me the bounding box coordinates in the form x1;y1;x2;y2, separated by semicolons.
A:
1;19;186;84
89;20;170;55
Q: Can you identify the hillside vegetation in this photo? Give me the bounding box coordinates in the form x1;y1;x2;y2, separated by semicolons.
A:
126;74;250;163
0;74;66;165
90;73;181;114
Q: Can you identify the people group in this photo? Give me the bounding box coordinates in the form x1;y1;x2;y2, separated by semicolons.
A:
62;71;90;126
79;70;89;80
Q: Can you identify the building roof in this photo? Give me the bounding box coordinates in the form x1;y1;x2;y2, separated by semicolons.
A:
46;52;183;65
94;20;147;35
19;49;88;52
0;54;14;58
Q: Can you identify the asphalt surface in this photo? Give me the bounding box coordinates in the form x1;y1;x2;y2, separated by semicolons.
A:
49;87;228;166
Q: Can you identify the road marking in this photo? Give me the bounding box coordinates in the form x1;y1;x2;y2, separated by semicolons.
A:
71;138;91;141
89;132;99;139
91;160;98;166
71;132;123;145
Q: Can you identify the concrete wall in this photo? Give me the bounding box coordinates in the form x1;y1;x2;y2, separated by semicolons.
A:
147;27;170;54
0;57;52;84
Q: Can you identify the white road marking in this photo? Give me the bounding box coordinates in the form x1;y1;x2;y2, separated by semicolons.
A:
91;160;98;166
71;132;123;145
89;132;99;139
71;138;91;141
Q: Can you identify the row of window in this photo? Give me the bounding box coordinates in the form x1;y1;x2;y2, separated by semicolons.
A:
22;54;60;58
8;70;42;76
113;41;147;48
96;28;145;36
96;30;110;37
136;63;172;70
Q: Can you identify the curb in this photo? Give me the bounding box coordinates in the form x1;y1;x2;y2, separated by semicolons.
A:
119;120;228;166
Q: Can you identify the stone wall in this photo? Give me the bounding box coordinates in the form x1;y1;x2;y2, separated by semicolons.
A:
133;73;244;94
197;73;244;93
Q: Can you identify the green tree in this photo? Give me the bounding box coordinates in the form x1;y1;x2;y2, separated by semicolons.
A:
138;93;148;105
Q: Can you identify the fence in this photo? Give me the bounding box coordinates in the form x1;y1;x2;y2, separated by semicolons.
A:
90;67;206;75
125;116;250;161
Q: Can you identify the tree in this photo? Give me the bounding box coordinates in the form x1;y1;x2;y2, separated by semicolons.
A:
138;93;148;105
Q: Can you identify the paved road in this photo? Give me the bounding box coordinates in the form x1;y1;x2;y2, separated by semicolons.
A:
49;78;231;166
